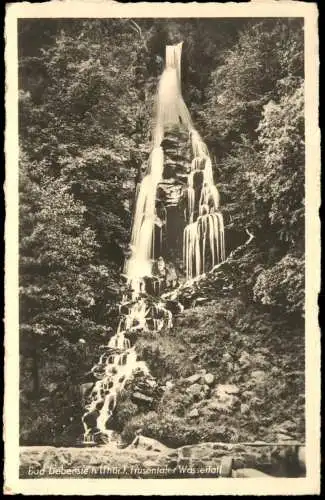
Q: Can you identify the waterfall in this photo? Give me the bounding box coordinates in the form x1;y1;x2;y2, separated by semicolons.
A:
126;42;193;287
81;41;226;444
125;146;164;283
183;132;225;280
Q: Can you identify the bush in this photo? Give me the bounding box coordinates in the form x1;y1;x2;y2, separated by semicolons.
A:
113;394;139;432
253;254;304;314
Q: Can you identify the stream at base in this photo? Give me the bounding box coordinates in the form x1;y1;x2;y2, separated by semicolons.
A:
81;278;174;444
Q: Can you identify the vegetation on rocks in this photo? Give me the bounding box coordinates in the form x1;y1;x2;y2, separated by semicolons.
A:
118;299;304;447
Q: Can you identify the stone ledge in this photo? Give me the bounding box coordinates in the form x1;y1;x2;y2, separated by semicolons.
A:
20;440;306;478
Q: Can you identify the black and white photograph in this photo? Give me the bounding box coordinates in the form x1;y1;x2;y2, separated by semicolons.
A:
4;1;320;496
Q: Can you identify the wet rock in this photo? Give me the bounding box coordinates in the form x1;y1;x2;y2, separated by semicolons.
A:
157;182;183;207
204;373;215;386
234;468;273;478
80;382;94;404
143;460;159;468
298;447;306;473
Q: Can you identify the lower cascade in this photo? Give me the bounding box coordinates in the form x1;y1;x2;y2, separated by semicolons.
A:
81;42;226;445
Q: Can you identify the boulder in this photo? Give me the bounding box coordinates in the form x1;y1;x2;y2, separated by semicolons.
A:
209;385;240;413
240;403;250;415
274;420;297;433
250;370;267;384
241;390;255;400
222;352;232;363
188;408;199;418
233;468;274;478
185;374;202;384
201;384;211;397
132;392;154;405
218;384;240;395
186;383;202;397
48;382;58;393
276;433;295;442
238;351;251;367
204;373;215;386
129;435;170;453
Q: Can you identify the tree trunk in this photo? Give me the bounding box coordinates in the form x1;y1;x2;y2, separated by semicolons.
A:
31;348;40;397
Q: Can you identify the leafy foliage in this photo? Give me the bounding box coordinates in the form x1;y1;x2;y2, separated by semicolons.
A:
253;254;304;313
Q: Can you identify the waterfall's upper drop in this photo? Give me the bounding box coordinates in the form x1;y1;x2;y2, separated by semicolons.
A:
153;42;192;146
125;41;226;288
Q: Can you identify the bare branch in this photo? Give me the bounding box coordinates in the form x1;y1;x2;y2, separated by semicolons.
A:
128;20;148;52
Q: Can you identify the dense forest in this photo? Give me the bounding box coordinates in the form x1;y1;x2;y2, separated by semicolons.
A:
18;18;305;446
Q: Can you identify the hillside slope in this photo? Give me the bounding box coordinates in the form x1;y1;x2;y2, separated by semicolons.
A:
114;296;304;448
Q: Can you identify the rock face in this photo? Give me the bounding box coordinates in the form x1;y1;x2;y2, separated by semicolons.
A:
127;372;163;410
157;181;184;207
19;442;306;478
152;127;191;273
208;385;240;413
162;232;258;307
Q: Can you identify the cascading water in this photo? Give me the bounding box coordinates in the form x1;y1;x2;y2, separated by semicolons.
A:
81;41;226;444
183;132;225;280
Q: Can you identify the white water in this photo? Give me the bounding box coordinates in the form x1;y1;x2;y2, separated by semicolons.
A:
126;146;164;283
183;131;225;279
82;41;226;443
